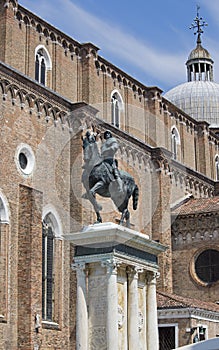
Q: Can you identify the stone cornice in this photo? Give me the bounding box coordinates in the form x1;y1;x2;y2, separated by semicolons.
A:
171;157;214;187
65;222;167;257
172;210;219;220
73;252;159;273
172;214;219;246
158;307;219;322
97;55;162;95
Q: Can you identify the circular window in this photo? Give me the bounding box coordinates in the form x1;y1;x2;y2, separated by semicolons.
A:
15;144;35;176
194;249;219;284
19;152;28;170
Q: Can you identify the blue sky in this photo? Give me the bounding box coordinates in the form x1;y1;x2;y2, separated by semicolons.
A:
19;0;219;93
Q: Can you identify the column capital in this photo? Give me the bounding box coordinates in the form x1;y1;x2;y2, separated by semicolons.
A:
146;271;160;283
71;262;87;275
127;266;144;280
101;258;119;274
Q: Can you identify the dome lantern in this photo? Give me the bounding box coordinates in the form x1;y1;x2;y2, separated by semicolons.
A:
164;7;219;127
187;7;214;82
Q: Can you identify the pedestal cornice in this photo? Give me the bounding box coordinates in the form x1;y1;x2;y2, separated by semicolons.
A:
64;222;166;257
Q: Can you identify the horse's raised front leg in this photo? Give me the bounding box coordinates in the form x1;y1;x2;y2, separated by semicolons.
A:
90;180;104;198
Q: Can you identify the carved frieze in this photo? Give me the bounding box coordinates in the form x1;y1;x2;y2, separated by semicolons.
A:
172;213;219;246
118;305;125;330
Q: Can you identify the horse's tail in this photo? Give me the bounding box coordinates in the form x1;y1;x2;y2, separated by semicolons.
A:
132;184;139;210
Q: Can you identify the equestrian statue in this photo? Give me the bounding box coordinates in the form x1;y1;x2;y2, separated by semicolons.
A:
81;129;139;227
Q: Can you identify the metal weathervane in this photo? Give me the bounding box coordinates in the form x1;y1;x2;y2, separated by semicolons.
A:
189;5;208;44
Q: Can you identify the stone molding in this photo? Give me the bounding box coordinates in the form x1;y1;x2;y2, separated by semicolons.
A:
66;222;166;258
172;213;219;246
158;307;219;322
0;63;70;126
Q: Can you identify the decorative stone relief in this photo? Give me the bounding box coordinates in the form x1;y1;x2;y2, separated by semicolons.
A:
138;311;144;332
89;326;107;350
172;214;219;246
118;305;125;329
88;275;107;325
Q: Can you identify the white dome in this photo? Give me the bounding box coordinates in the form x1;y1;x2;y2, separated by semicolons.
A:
164;81;219;126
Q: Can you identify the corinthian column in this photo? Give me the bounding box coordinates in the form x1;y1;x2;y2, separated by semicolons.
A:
72;262;88;350
102;258;119;350
127;266;141;349
147;272;159;350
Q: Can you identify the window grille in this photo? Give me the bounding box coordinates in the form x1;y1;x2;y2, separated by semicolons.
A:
195;249;219;284
159;326;176;350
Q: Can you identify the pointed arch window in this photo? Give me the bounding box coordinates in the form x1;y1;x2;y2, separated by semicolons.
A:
171;127;180;160
111;91;123;128
42;219;54;321
35;45;52;86
42;210;62;324
215;155;219;181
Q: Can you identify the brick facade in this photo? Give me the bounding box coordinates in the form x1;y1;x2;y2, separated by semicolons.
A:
1;0;219;348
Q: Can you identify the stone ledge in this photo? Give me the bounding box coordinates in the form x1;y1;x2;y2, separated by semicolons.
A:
42;321;60;330
64;222;166;257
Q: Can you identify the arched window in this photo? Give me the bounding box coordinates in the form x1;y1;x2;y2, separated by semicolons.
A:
215;155;219;181
42;218;54;321
35;45;52;86
171;127;180;160
111;91;123;128
42;210;62;322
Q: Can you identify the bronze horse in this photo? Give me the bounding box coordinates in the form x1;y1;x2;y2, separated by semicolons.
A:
82;135;139;226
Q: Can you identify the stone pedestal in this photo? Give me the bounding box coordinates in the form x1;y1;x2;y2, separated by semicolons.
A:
67;223;166;350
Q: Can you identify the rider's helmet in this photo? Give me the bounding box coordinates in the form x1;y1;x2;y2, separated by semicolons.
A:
103;130;112;139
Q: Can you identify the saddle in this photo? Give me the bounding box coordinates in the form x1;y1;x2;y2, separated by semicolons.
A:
103;161;115;181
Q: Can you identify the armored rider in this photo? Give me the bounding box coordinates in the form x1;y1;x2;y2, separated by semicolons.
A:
101;130;123;191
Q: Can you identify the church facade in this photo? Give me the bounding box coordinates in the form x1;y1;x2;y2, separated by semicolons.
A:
1;0;219;349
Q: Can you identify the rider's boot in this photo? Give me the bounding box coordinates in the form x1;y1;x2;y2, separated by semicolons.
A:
112;167;123;193
115;177;123;193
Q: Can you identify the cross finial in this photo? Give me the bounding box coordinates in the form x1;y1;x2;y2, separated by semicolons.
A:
189;5;208;45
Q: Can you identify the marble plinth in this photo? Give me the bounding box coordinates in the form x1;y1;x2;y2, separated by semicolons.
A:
67;223;166;350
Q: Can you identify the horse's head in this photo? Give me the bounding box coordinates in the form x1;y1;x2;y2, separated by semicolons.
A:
83;141;102;168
